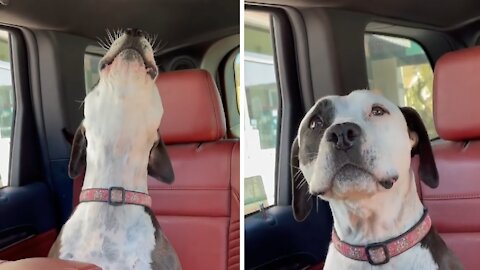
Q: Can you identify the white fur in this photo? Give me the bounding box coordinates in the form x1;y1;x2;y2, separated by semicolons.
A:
59;205;156;270
58;32;162;270
298;91;438;269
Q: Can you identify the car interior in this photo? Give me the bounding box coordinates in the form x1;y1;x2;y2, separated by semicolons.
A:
0;1;239;269
244;1;480;270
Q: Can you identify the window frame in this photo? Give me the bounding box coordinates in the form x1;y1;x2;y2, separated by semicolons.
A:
222;47;240;138
3;26;45;187
0;29;14;186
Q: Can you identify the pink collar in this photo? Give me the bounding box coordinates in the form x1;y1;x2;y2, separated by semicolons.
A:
79;187;152;208
331;209;432;265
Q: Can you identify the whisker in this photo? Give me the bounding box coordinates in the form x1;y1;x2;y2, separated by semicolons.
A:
293;169;303;180
153;40;168;56
152;34;158;47
296;178;308;189
106;29;115;44
96;37;109;51
115;28;123;39
74;99;86;109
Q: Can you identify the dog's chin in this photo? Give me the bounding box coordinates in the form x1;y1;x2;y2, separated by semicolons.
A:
320;165;378;200
101;49;158;79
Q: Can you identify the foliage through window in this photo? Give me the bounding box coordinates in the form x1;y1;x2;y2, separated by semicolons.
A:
244;11;279;215
364;34;437;139
0;30;13;187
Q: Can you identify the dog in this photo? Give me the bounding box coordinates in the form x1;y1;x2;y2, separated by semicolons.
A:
291;90;463;270
48;28;182;270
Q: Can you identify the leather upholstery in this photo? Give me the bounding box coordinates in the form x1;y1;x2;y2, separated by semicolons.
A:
152;69;240;270
157;69;227;144
413;141;480;270
0;258;100;270
0;230;57;261
228;142;240;270
412;47;480;270
433;47;480;141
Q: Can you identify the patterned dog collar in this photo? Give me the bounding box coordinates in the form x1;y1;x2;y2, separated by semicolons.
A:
331;209;432;265
79;187;152;208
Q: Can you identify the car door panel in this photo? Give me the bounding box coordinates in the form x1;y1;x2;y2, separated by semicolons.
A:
0;182;57;260
245;203;333;269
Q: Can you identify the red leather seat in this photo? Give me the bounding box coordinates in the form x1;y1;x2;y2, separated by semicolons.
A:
413;47;480;270
151;69;240;270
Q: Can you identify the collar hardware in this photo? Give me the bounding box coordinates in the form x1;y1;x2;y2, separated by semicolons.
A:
108;186;126;206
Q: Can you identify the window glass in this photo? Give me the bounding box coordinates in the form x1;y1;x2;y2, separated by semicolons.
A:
84;52;102;92
364;34;437;138
0;30;13;187
244;11;279;215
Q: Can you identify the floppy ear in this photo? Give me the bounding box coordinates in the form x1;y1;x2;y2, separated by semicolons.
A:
291;137;313;222
148;132;175;184
400;107;439;188
68;123;87;179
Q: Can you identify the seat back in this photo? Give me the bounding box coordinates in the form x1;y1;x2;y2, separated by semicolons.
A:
152;69;239;270
415;47;480;270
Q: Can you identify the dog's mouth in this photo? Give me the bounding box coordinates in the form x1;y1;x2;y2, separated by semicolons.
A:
100;48;158;79
332;164;399;190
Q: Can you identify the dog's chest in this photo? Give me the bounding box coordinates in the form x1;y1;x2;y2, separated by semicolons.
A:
324;243;438;270
58;204;156;270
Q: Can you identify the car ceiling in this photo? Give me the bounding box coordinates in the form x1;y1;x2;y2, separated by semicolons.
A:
248;0;480;29
0;0;239;51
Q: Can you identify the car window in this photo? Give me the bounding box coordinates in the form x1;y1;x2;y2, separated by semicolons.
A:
364;33;437;139
84;52;102;92
244;10;279;215
0;30;13;187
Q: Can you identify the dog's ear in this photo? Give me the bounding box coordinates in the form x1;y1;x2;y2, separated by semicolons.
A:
148;132;175;184
291;137;313;221
400;107;439;188
68;123;87;179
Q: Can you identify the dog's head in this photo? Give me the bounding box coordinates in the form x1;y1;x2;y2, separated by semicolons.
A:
68;28;174;183
291;90;438;221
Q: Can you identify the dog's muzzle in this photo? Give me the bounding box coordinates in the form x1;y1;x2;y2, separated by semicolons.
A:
99;28;158;79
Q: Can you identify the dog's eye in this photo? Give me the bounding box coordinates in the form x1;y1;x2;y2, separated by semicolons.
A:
371;105;389;116
309;116;324;129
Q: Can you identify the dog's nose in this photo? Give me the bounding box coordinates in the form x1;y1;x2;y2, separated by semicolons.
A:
326;122;361;151
125;28;144;37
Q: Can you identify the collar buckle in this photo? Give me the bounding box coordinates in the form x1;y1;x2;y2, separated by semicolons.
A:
365;243;390;265
108;186;126;206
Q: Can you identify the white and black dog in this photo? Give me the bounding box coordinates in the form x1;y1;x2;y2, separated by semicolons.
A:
48;29;181;270
291;90;463;269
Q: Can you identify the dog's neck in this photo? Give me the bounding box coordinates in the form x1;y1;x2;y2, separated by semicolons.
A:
82;139;152;193
329;170;424;245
